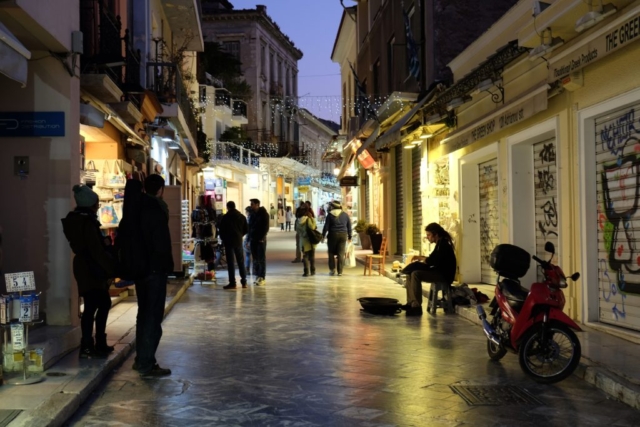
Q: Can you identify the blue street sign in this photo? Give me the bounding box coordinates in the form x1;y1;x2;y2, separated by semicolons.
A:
0;112;65;137
297;177;311;186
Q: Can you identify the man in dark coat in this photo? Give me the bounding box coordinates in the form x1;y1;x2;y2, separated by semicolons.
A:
135;174;174;377
248;198;270;286
218;201;248;289
62;184;117;359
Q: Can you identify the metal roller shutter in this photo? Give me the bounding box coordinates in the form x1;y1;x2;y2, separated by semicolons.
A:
412;147;422;252
533;138;559;283
479;158;499;284
364;174;370;222
395;145;404;255
596;102;640;330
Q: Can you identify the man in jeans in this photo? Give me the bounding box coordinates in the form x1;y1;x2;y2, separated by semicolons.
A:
135;174;173;377
218;201;248;289
248;198;270;286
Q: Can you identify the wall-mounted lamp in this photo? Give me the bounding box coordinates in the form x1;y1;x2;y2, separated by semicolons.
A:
575;0;616;32
472;78;505;104
528;28;564;60
446;95;472;111
333;167;340;176
403;143;416;149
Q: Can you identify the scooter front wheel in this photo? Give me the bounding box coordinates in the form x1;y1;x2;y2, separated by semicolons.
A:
487;316;507;361
518;321;581;384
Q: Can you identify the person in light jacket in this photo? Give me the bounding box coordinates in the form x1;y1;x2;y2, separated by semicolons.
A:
296;204;318;277
278;207;285;231
321;201;352;276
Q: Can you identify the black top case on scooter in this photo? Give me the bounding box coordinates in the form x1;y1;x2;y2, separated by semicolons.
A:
490;244;531;311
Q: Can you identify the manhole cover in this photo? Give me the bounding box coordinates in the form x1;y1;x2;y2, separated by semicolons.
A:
0;410;21;427
46;372;67;377
450;385;543;406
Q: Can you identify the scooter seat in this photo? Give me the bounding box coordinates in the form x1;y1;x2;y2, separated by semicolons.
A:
501;279;529;305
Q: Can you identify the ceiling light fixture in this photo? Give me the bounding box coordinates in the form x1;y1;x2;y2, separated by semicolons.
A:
528;28;564;60
419;129;433;139
575;1;617;32
403;142;416;149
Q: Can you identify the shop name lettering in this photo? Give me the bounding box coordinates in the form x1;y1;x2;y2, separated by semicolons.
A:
471;108;525;141
606;15;640;52
19;120;61;130
552;49;598;78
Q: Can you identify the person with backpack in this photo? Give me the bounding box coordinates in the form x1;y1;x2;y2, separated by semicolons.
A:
296;204;318;277
322;201;352;276
62;185;117;359
218;201;248;289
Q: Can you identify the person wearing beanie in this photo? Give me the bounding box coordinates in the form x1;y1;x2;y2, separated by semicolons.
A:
61;185;117;359
322;200;352;276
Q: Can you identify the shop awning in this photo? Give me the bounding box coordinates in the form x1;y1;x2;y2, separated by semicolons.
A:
0;21;31;87
260;157;321;178
370;89;438;153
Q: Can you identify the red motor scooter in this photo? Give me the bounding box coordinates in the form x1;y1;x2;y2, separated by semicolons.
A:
476;242;582;383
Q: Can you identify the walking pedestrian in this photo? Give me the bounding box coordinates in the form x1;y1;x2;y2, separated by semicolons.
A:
244;206;252;276
135;174;174;376
322;201;352;276
285;206;293;231
62;185;117;359
219;201;248;289
278;207;285;231
249;198;270;286
296;204;318;276
401;223;457;316
291;201;305;263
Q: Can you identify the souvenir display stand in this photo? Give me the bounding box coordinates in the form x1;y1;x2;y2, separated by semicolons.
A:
1;272;44;385
191;201;217;286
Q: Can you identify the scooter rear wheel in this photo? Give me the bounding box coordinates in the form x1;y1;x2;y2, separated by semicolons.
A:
518;321;581;384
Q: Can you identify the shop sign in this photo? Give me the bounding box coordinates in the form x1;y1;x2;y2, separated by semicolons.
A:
298;185;310;193
353;139;376;169
0;112;65;137
216;167;233;180
442;88;548;155
549;8;640;81
340;176;359;187
297;177;311;186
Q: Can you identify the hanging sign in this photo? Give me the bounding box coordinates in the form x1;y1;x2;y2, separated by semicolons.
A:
340;176;359;187
297;177;311;186
5;272;36;293
298;185;310;193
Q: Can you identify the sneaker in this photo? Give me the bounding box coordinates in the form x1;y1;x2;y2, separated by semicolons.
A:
406;306;423;316
330;271;335;276
337;273;343;276
223;284;237;290
140;364;172;378
399;303;412;311
255;277;266;286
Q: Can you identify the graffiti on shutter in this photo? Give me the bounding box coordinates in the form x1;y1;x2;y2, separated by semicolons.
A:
412;147;423;253
395;145;404;255
479;158;499;284
534;138;558;282
595;103;640;330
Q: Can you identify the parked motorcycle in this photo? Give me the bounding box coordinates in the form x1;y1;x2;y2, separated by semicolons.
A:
476;242;581;383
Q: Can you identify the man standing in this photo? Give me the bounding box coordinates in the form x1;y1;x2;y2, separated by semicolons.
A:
218;201;248;289
136;174;173;377
291;201;305;263
248;198;270;286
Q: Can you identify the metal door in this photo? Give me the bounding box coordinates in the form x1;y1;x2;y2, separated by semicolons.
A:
479;158;499;284
395;145;404;254
596;103;640;330
412;146;422;252
533;138;559;282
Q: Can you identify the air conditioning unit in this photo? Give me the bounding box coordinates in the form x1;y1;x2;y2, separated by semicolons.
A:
533;1;551;16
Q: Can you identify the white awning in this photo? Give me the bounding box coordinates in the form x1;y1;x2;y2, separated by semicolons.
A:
0;21;31;87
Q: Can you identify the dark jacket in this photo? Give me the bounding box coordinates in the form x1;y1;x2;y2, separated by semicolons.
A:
61;208;117;294
218;208;248;247
248;206;270;241
425;239;457;284
322;209;352;239
140;194;174;274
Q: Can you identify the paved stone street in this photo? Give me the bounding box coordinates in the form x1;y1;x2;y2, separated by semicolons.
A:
66;230;639;427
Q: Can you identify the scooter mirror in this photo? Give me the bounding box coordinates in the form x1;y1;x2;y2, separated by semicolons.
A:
544;242;555;254
571;272;580;281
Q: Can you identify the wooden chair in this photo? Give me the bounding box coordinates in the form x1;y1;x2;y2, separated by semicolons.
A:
364;236;388;276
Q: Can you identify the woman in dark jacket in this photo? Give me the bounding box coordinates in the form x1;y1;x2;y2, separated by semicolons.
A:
62;185;117;358
321;201;352;276
401;222;457;316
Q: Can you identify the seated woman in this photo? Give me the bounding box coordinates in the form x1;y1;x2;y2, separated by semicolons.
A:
401;223;457;316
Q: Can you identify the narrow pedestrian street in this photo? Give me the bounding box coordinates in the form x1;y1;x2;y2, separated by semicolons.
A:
66;229;638;427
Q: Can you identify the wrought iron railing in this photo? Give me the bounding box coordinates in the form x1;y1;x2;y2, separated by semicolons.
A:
215;90;231;108
146;62;198;143
232;100;247;118
212;141;260;168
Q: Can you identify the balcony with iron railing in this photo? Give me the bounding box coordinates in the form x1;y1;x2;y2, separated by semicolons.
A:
146;62;198;144
232;100;247;118
215;89;232;111
80;0;142;106
212;141;260;169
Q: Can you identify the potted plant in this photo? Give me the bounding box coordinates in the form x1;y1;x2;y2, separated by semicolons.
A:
366;224;383;254
354;219;371;250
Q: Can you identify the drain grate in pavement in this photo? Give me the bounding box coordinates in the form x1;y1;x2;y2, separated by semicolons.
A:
0;410;21;427
450;385;543;406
